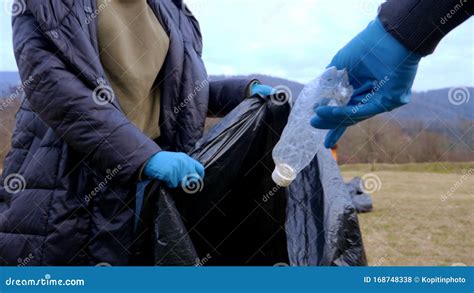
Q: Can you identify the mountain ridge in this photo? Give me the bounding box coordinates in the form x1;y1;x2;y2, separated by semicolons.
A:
2;71;473;124
211;73;474;121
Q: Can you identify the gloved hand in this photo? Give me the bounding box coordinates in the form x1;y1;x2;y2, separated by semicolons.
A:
144;151;205;188
251;83;275;97
310;18;422;149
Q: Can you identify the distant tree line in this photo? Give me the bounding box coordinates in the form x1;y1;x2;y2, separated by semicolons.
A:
337;117;473;164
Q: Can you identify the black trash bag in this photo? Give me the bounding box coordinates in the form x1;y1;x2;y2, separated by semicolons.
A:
346;177;374;214
153;189;199;265
148;95;367;266
130;184;199;266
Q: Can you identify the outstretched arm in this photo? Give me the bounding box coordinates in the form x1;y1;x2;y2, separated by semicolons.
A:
379;0;473;56
208;79;255;117
311;0;473;148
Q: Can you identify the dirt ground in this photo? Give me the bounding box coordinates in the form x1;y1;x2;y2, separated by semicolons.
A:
342;163;474;266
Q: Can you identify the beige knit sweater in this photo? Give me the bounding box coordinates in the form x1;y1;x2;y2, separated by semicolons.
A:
97;0;169;139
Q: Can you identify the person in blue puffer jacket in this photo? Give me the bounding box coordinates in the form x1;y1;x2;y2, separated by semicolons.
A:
0;0;274;265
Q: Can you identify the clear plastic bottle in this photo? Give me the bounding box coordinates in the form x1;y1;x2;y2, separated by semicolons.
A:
272;67;353;187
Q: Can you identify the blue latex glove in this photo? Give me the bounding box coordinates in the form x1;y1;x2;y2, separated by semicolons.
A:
251;83;275;97
310;18;421;148
144;152;205;188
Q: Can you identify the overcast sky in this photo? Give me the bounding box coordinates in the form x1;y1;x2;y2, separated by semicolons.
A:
0;0;472;91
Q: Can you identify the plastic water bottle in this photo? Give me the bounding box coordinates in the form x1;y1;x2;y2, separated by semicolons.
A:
271;67;353;187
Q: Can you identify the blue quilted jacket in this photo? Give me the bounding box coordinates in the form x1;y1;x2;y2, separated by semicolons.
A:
0;0;251;265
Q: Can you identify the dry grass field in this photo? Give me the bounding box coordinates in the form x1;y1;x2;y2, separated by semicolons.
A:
342;162;474;266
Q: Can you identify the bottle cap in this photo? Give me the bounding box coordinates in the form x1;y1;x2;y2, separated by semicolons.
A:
272;164;297;187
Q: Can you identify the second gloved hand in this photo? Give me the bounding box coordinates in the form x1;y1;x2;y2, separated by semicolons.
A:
144;152;205;188
310;18;422;149
251;83;275;97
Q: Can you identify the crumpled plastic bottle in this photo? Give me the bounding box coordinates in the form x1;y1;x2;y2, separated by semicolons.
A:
272;67;353;187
